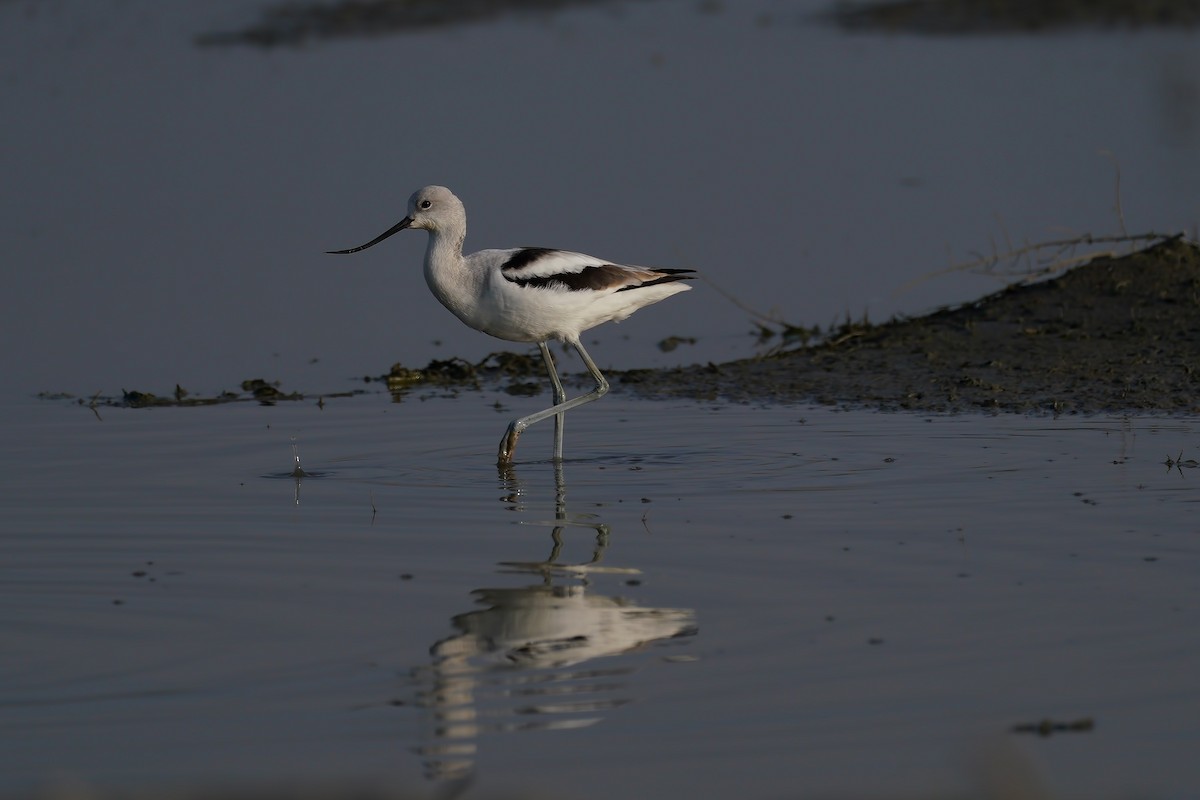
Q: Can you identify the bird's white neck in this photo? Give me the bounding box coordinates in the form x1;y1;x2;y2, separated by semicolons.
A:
422;227;476;322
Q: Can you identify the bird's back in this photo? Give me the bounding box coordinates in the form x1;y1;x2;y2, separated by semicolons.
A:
457;247;693;344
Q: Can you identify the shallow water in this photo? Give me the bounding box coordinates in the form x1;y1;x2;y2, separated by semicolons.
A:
3;1;1200;796
3;390;1198;798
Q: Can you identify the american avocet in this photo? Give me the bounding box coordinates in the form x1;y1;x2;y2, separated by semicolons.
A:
329;185;694;464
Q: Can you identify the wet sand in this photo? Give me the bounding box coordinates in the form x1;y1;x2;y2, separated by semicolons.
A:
621;236;1200;413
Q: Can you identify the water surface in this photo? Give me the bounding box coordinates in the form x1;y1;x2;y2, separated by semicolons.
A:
2;393;1198;798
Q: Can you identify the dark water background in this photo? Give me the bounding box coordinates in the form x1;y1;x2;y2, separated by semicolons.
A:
3;0;1198;395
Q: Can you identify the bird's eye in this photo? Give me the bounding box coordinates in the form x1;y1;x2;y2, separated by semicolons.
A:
419;199;432;209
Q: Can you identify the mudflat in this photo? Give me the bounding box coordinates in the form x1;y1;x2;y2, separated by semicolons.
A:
58;238;1199;415
622;237;1200;413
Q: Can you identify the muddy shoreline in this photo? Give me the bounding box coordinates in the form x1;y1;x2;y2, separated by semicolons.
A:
621;236;1200;414
48;237;1199;414
829;0;1200;34
198;0;1200;47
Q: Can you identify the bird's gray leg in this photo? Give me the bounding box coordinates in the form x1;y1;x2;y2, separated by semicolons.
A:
538;342;568;461
497;340;610;465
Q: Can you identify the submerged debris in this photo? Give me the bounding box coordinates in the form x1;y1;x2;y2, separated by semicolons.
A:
46;379;351;409
657;335;697;353
119;388;239;408
240;378;302;402
380;351;549;397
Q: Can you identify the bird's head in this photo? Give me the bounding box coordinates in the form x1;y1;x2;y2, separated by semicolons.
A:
327;185;463;254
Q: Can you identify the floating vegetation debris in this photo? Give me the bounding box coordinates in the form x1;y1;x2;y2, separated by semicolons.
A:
40;378;354;410
36;349;586;412
379;350;552;398
657;335;697;353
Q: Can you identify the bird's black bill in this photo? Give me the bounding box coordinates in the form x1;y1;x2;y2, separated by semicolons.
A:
326;216;413;254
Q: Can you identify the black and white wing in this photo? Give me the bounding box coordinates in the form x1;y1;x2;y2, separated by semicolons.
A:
498;247;695;292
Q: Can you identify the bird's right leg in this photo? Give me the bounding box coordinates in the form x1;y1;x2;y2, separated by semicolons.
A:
537;342;568;461
499;341;566;464
497;340;609;465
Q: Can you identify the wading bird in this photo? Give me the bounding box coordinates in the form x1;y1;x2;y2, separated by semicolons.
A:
329;185;694;464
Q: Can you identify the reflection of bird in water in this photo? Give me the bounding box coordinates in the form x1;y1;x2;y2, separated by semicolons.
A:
441;580;696;670
328;185;694;464
414;464;697;784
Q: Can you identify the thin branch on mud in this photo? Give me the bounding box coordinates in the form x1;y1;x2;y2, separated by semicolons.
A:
699;272;822;348
1099;149;1128;239
697;273;786;328
709;227;1183;358
893;231;1180;298
901;151;1169;297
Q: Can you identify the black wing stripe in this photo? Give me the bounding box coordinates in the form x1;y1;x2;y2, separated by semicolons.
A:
508;265;621;292
500;247;561;271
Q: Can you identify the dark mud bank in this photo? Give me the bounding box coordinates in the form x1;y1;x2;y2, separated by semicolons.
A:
620;237;1200;413
51;239;1198;414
